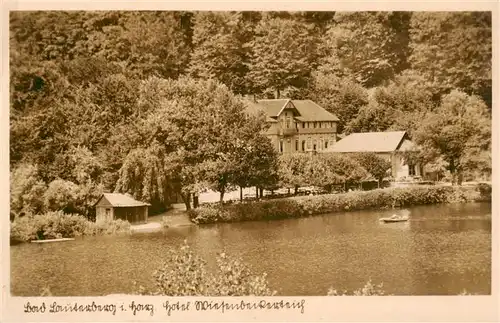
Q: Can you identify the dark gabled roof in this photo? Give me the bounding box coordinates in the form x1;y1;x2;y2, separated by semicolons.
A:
247;98;339;122
292;100;339;122
327;131;414;153
245;100;278;123
255;99;288;117
94;193;151;207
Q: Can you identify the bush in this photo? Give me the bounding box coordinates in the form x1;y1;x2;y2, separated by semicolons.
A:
43;179;80;213
10;163;46;218
84;219;131;236
188;184;491;224
188;198;303;224
135;241;275;296
327;280;389;296
477;183;492;201
43;179;103;218
10;211;130;243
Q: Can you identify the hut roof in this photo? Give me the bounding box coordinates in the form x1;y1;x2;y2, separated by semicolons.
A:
94;193;151;207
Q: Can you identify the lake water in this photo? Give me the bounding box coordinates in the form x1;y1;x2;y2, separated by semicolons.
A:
10;203;491;296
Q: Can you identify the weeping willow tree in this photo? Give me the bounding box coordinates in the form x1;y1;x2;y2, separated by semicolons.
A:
114;141;174;213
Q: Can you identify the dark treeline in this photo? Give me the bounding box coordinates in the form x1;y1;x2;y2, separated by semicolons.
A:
10;11;492;219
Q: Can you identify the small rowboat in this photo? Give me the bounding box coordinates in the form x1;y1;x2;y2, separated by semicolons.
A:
31;238;75;243
379;215;409;223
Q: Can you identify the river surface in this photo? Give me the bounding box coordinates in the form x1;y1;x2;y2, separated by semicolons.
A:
10;203;491;296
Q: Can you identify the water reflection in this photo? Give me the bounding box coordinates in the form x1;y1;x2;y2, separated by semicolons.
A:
10;203;491;296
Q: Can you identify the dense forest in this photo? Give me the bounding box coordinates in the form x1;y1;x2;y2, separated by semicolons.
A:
9;11;492;219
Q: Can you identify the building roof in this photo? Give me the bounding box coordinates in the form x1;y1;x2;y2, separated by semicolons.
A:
94;193;151;207
246;98;339;122
327;131;412;153
244;100;278;123
255;99;289;117
292;100;339;122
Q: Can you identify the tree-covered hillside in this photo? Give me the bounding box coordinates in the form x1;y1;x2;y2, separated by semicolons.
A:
9;11;492;218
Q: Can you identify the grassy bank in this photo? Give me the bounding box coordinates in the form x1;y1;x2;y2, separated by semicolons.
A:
10;211;131;244
188;184;491;224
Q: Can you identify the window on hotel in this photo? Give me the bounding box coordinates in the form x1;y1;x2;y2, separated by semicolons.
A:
279;140;283;153
313;140;317;151
302;123;305;128
302;140;306;151
319;139;323;150
307;138;312;150
325;141;328;149
295;139;299;151
313;122;317;128
409;164;416;176
286;117;291;128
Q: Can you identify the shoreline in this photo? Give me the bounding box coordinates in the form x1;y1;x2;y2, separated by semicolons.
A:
188;184;492;224
10;184;491;244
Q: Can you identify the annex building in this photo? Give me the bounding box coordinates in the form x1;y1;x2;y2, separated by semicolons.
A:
325;131;422;180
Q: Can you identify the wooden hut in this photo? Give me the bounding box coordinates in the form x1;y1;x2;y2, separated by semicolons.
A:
94;193;150;224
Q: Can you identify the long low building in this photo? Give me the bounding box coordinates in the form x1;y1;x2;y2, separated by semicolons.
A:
245;98;339;154
324;131;422;180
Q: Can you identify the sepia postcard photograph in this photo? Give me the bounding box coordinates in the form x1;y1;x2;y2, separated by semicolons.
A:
1;1;499;322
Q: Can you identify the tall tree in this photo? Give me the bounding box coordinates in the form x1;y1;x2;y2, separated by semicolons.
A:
10;11;90;61
412;90;491;185
349;153;391;187
409;12;492;109
247;16;318;98
233;116;280;200
278;153;310;194
320;12;412;87
308;72;368;133
114;141;173;212
346;71;435;135
188;12;255;94
124;77;278;208
84;11;191;79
